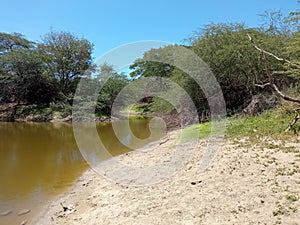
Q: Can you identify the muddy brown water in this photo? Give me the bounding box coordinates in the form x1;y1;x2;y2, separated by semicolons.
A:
0;119;163;225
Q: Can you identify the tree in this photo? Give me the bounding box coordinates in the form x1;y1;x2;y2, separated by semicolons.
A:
0;48;58;104
248;34;300;131
96;65;129;115
129;46;175;79
39;31;94;95
189;23;291;111
0;32;33;54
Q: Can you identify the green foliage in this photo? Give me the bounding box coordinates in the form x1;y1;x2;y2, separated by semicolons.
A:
191;23;288;110
96;64;130;115
129;102;152;113
150;97;175;113
129;23;290;114
39;30;94;95
0;32;34;53
129;12;299;119
180;122;212;142
0;47;58;104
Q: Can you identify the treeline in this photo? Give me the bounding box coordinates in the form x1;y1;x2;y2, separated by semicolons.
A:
0;31;129;117
130;11;300;117
0;10;299;120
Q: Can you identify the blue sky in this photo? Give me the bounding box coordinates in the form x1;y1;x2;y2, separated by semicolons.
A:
0;0;299;60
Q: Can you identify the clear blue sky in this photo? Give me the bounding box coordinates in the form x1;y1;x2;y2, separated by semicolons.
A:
0;0;299;59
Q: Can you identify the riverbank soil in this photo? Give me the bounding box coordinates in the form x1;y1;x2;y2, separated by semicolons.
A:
34;131;300;225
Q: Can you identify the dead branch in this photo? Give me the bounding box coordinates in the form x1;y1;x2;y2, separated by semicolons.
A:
255;83;271;88
248;34;300;132
247;34;300;70
285;114;300;132
271;83;300;104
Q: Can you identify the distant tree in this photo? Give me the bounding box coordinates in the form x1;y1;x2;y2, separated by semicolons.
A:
0;32;33;54
129;46;175;79
0;48;58;104
0;32;58;104
39;31;94;95
96;64;129;115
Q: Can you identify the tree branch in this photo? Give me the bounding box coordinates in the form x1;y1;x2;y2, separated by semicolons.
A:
255;83;271;88
271;83;300;104
285;114;300;132
247;34;300;69
248;34;300;132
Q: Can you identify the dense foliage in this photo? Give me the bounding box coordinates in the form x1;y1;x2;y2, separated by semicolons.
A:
130;11;299;116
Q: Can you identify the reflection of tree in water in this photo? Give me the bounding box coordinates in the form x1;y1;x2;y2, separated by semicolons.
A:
0;122;87;200
0;119;162;200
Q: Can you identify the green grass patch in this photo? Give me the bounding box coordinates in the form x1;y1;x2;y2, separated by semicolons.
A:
180;122;212;142
179;121;225;143
177;108;299;143
226;110;298;138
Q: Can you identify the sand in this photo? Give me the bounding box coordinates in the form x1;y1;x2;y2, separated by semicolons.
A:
33;131;300;225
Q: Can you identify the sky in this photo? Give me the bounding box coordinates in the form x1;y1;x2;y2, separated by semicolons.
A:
0;0;299;61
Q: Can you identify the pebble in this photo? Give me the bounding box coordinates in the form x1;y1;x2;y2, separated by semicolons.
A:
0;209;12;216
20;219;27;225
18;209;31;216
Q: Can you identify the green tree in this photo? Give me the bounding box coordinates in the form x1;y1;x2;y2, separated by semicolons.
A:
39;31;94;96
190;23;290;111
0;48;58;104
0;32;58;104
0;32;33;54
96;65;129;115
129;23;290;114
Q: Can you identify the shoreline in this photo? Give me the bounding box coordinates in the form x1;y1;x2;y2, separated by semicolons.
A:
33;132;300;225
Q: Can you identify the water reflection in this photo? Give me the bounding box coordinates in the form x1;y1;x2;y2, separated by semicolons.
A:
0;119;163;224
0;122;86;200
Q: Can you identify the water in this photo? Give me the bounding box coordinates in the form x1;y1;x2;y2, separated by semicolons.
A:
0;119;164;225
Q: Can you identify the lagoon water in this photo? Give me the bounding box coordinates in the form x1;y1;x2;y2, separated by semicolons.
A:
0;119;163;224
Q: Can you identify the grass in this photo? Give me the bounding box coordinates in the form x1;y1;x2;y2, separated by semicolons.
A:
285;195;299;202
178;120;226;143
180;122;212;142
226;109;299;137
177;108;299;143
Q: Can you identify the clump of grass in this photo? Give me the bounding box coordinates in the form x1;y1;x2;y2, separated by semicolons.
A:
285;194;299;202
273;202;288;216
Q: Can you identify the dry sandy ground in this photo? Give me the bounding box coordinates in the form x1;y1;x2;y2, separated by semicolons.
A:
33;131;300;225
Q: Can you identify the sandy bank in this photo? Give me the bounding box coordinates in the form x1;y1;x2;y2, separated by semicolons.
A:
34;131;300;225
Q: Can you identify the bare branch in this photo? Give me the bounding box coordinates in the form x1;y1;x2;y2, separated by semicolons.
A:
255;83;271;88
285;114;300;132
247;34;300;69
248;34;300;132
271;83;300;104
